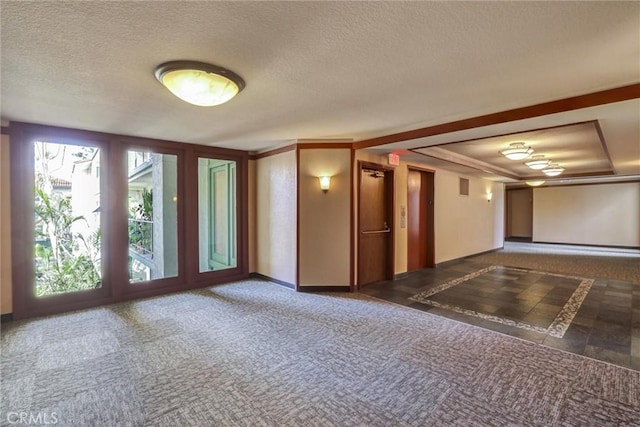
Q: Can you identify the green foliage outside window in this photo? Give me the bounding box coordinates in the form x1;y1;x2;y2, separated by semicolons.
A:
34;187;101;296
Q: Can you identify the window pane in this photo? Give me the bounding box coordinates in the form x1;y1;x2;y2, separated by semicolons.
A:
34;141;102;296
127;150;178;282
198;158;237;272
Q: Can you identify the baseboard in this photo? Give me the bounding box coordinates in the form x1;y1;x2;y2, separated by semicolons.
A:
249;273;295;289
505;236;532;242
435;246;504;268
1;313;13;323
532;241;640;251
434;258;460;268
298;286;351;293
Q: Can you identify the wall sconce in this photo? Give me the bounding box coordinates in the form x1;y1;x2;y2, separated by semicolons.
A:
319;176;331;193
487;192;493;202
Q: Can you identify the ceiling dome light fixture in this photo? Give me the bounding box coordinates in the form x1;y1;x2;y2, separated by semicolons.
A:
154;61;245;107
526;180;545;187
525;155;551;170
500;142;533;160
542;163;565;177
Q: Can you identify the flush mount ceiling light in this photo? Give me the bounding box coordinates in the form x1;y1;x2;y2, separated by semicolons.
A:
500;142;534;160
542;163;565;177
154;61;245;107
526;180;545;187
525;155;551;170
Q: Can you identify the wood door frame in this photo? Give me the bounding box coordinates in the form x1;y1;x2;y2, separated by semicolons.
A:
9;124;113;319
407;166;435;269
356;161;395;289
121;142;186;295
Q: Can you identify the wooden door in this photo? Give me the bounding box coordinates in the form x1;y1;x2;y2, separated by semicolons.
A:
407;169;435;271
358;167;392;286
506;188;533;240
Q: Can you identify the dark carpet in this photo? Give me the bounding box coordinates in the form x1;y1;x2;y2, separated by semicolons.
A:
2;280;639;426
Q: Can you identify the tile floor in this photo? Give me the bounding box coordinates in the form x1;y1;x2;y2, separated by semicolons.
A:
360;259;640;371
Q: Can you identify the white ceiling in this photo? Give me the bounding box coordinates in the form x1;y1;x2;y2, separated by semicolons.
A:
1;1;639;174
367;98;640;181
434;122;611;175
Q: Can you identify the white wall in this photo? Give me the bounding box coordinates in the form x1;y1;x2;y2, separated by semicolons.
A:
434;169;504;264
298;149;351;287
256;150;297;285
533;182;640;247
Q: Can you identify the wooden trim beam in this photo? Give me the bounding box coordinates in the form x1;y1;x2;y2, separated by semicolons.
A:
250;142;352;160
250;144;297;160
297;142;353;150
353;84;640;150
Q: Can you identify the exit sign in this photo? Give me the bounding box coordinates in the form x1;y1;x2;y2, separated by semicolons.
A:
388;153;400;166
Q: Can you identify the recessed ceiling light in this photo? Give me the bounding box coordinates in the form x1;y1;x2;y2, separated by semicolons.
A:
542;163;565;176
154;61;245;107
525;155;551;170
500;142;533;160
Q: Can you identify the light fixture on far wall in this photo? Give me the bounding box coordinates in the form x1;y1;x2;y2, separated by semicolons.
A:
318;176;331;193
486;192;493;202
154;61;245;106
525;155;551;170
526;181;545;187
542;163;565;177
500;142;533;160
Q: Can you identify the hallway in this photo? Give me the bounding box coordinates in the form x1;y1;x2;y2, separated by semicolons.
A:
360;243;640;371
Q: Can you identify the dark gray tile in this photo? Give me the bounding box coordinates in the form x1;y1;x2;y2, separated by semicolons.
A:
373;257;637;371
587;331;631;351
583;345;631;368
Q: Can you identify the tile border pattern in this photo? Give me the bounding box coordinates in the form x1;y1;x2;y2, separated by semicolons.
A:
409;266;595;338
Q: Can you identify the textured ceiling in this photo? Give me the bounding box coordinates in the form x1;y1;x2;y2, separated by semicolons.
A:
1;1;639;173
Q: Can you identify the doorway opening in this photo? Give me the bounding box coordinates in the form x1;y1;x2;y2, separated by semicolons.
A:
506;188;533;242
357;162;394;288
407;167;435;271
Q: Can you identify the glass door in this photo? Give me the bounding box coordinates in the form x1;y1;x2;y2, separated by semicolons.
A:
33;141;105;297
126;148;181;286
10;123;245;319
198;158;237;272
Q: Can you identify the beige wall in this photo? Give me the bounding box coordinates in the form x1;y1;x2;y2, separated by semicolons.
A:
533;182;640;247
1;132;12;314
434;169;504;264
298;149;351;287
255;150;297;285
354;151;504;277
394;163;503;269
